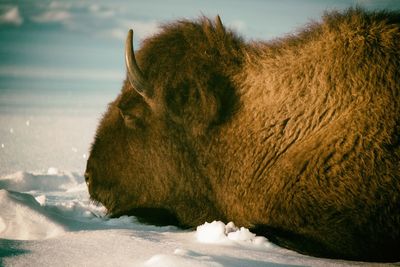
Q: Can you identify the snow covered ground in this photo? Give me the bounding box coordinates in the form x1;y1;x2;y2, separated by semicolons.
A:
0;89;396;266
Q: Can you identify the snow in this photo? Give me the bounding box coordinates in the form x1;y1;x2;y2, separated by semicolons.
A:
0;90;395;266
0;189;65;240
196;221;230;244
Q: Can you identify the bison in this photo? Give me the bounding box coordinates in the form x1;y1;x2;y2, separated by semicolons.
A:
85;8;400;262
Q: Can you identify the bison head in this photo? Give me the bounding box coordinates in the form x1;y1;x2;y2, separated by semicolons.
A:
85;16;244;225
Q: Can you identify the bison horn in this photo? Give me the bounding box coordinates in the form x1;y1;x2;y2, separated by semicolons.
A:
215;15;225;35
125;29;149;96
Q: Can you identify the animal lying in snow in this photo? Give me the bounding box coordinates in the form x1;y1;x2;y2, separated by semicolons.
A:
85;8;400;262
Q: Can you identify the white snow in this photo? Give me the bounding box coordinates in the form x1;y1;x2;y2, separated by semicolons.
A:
196;221;230;244
0;189;65;240
195;221;273;250
0;90;394;267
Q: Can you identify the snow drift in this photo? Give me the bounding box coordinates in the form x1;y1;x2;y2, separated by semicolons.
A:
0;189;65;240
0;170;391;266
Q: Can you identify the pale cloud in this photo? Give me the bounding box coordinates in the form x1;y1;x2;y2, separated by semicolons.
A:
0;66;123;82
0;6;23;26
99;28;126;40
120;20;160;40
31;10;72;23
98;20;160;41
88;4;115;18
48;1;73;10
229;20;247;33
25;1;159;41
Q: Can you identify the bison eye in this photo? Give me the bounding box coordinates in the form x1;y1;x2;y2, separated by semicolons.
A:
84;171;91;185
117;99;150;129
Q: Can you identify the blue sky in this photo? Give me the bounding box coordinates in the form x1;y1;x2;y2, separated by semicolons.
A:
0;0;400;96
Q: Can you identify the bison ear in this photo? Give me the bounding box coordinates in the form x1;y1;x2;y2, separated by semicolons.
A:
166;81;218;136
166;76;236;137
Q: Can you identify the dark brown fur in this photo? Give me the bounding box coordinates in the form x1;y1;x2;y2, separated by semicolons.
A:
86;8;400;262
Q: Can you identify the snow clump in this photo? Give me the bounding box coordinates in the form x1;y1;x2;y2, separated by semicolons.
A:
195;220;270;246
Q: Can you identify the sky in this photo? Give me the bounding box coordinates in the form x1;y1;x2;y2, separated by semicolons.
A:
0;0;400;102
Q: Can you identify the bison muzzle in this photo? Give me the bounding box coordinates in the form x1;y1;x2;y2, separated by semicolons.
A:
85;8;400;262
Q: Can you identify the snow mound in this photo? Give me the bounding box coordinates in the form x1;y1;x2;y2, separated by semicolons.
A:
195;221;271;247
196;220;228;244
0;169;84;193
0;189;65;240
0;169;174;242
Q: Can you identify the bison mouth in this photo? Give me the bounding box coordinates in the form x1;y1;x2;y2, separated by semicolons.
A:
87;185;118;213
110;207;189;228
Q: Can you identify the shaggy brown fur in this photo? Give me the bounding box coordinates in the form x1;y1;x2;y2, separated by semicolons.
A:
86;8;400;262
